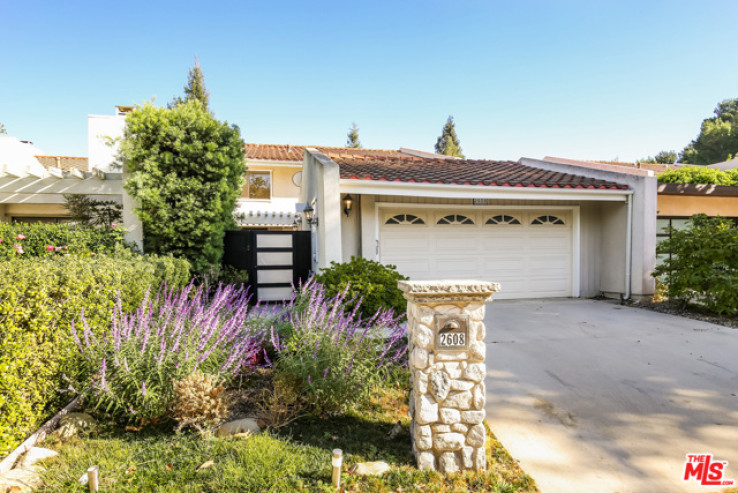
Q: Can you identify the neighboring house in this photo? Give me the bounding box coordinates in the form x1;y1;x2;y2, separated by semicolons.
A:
302;149;656;300
0;135;122;224
543;156;738;264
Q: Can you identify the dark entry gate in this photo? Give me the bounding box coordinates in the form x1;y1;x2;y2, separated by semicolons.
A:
223;230;311;302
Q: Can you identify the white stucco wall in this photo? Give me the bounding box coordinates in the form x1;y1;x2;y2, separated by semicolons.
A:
88;114;125;172
522;158;656;297
300;149;343;272
340;194;362;261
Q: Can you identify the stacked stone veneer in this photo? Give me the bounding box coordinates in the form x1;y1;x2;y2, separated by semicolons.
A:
398;280;500;474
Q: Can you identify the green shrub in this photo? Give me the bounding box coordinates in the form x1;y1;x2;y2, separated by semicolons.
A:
0;222;131;260
653;214;738;314
314;256;409;320
0;254;190;456
658;165;738;186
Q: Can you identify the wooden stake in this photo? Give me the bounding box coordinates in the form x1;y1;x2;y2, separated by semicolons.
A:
331;448;343;489
87;465;99;492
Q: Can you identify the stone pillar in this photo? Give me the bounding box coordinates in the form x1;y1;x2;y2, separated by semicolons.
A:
398;280;499;474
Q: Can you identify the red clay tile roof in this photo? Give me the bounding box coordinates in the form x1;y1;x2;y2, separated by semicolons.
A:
330;154;628;190
244;143;406;161
35;155;88;172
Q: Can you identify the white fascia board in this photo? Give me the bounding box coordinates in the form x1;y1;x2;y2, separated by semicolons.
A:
339;179;631;202
245;159;302;168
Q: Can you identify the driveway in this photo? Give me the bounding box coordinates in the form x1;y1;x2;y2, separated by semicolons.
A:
484;298;738;493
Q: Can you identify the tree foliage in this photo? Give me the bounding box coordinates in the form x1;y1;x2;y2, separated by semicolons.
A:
170;58;210;111
657;165;738;185
121;100;245;272
680;98;738;164
64;194;123;227
641;150;677;164
654;214;738;315
346;122;361;148
0;123;6;134
435;115;464;158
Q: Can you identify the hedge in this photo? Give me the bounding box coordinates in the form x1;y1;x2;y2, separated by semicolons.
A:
0;253;190;456
0;222;131;260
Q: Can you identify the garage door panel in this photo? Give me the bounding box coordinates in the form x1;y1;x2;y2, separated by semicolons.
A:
380;209;573;299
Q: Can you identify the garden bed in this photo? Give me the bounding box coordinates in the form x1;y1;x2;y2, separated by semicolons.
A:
627;299;738;329
37;383;537;492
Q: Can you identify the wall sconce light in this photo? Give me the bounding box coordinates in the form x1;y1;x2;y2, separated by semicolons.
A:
343;194;354;217
304;204;318;226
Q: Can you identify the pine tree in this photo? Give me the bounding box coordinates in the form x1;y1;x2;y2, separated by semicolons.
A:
170;57;210;111
346;122;361;148
435;116;464;158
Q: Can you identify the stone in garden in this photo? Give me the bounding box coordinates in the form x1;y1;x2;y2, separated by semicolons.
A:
233;432;253;440
466;424;486;447
435;352;467;361
433;432;465;451
444;391;472;410
439;451;460;474
0;467;42;492
439;408;460;425
350;461;391;476
55;412;96;439
461;410;485;425
463;363;486;382
432;424;451;433
443;362;462;379
216;418;262;437
429;370;450;402
20;447;58;468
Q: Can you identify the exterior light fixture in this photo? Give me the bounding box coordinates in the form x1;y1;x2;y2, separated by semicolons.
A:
304;204;318;226
343;194;354;217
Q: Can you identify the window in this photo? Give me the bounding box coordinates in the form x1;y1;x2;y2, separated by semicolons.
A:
656;217;691;266
437;214;474;225
486;215;521;225
385;214;425;225
243;171;271;200
531;215;564;225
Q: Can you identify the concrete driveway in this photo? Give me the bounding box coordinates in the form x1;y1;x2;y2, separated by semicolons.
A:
484;298;738;493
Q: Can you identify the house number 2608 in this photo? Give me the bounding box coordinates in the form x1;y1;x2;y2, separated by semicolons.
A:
439;333;465;347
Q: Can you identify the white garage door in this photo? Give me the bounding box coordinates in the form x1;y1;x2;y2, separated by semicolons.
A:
379;209;574;299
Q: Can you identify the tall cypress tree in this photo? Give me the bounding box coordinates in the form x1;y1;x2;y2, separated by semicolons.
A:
170;57;210;111
346;122;361;148
435;116;464;158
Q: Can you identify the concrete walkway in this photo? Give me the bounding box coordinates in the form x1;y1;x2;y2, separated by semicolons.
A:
484;298;738;493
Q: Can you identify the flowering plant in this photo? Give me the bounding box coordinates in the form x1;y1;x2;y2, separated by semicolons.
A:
72;283;262;421
270;280;407;415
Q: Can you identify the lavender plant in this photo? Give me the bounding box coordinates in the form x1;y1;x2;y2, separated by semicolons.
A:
270;280;407;415
72;283;262;421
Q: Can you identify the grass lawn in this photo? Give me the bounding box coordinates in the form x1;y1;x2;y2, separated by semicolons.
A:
38;386;537;492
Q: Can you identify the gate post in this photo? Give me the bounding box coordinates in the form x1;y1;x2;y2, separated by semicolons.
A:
398;280;500;474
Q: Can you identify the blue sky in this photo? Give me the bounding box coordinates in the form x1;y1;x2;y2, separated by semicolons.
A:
1;0;737;161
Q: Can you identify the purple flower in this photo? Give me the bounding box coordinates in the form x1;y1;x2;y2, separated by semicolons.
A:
141;381;147;396
308;375;312;385
323;368;328;379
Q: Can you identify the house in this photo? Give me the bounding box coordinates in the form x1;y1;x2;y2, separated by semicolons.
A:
300;148;656;300
0;135;122;225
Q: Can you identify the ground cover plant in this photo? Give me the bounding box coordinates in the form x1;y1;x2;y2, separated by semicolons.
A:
38;385;537;492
